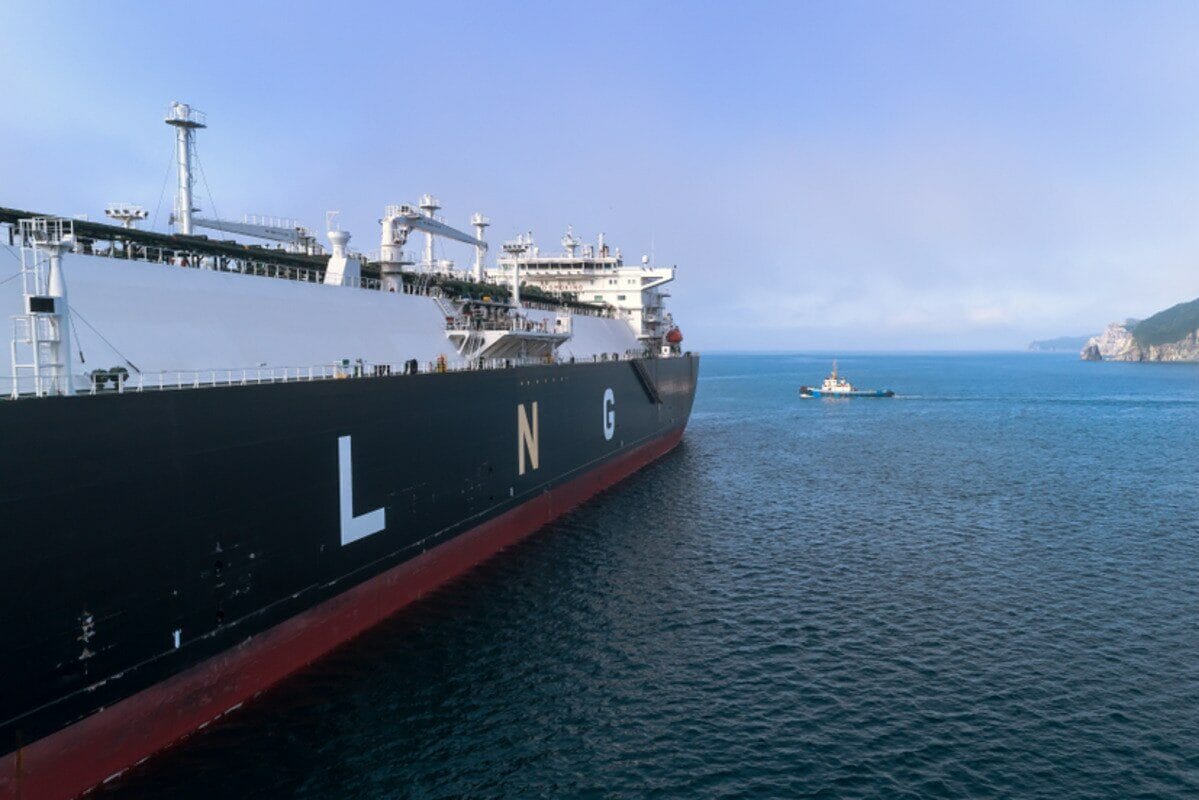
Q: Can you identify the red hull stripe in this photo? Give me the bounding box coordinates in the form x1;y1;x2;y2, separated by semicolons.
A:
1;426;685;800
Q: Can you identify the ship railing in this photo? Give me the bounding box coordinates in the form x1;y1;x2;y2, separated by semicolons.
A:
45;233;610;313
67;241;387;291
445;317;562;333
524;299;617;319
2;350;670;399
92;354;641;392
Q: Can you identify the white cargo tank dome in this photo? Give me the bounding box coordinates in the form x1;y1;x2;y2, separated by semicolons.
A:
327;228;351;257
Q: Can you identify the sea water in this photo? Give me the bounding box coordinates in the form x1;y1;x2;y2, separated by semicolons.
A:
102;353;1199;799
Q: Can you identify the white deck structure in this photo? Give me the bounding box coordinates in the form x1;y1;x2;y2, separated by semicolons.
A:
485;229;676;347
2;101;679;397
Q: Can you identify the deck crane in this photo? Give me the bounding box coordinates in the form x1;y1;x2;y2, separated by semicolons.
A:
162;102;325;255
378;198;489;286
192;215;324;255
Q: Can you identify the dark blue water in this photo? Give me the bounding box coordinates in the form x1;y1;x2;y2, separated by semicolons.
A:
103;354;1199;799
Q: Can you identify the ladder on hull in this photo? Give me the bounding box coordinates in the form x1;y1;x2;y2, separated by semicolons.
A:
10;314;66;398
630;358;662;404
431;293;457;321
10;218;74;398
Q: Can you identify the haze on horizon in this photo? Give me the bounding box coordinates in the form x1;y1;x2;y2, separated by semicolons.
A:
3;1;1198;352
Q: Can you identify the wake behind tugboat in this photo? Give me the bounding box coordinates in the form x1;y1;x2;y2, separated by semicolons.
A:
799;360;894;398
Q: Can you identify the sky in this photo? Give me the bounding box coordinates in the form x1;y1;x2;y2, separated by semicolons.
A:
3;1;1199;351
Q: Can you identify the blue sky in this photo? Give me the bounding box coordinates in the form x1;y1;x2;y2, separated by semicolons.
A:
3;1;1199;350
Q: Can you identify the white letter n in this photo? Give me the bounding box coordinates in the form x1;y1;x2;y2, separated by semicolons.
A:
339;435;386;546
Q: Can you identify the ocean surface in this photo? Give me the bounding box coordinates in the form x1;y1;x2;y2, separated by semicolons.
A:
102;353;1199;799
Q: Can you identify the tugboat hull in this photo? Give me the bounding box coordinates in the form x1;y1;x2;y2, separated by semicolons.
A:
799;387;894;398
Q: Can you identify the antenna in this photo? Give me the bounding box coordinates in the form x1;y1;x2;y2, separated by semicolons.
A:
561;225;580;258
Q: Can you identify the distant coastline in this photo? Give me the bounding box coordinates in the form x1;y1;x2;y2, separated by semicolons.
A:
1028;335;1093;352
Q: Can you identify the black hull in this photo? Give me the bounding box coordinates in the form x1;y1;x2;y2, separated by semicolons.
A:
0;355;698;796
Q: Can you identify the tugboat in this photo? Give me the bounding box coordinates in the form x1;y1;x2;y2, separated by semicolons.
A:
799;361;894;398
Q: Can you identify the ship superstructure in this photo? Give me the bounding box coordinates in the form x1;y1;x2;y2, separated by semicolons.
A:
485;228;678;354
0;103;697;800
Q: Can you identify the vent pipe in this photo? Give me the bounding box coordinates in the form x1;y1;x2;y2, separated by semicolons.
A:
471;213;489;282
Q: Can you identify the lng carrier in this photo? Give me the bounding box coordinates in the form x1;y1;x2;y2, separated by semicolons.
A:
0;103;697;799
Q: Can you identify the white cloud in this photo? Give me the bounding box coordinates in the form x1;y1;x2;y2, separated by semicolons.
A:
681;116;1199;350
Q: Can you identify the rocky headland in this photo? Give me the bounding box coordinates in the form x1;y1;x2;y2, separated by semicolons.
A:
1082;299;1199;362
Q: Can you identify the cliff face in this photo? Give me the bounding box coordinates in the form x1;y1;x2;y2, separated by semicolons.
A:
1082;321;1139;360
1140;333;1199;361
1081;316;1199;361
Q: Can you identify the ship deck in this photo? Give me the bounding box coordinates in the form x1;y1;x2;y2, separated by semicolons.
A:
1;208;609;314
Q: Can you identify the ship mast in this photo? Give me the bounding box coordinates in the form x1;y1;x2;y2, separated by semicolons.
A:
471;213;490;282
419;194;440;270
164;102;206;236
